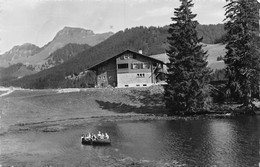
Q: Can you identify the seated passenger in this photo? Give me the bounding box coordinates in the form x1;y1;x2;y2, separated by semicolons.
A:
81;134;85;140
105;133;109;139
97;131;101;138
101;133;105;139
92;134;97;140
86;133;91;139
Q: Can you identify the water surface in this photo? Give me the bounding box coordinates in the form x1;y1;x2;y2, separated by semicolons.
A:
1;116;259;166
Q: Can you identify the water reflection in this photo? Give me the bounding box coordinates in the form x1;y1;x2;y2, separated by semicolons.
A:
93;117;260;166
205;119;238;166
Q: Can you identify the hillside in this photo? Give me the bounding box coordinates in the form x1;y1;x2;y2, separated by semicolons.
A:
204;44;226;70
2;25;227;89
41;43;91;70
0;43;92;81
0;86;165;134
0;63;36;82
197;24;226;44
150;44;226;70
0;43;41;67
0;27;113;69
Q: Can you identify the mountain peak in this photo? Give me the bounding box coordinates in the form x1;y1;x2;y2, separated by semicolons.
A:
54;27;95;39
0;26;113;69
20;43;40;49
8;43;40;52
0;43;41;67
11;43;38;49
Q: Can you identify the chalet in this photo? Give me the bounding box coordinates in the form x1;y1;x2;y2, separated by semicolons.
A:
88;50;165;88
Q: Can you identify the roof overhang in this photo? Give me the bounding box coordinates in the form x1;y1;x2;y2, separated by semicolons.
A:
88;49;164;70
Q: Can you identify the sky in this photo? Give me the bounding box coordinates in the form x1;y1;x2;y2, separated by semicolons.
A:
0;0;227;53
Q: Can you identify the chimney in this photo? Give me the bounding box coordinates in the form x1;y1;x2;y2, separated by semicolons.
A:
138;50;143;54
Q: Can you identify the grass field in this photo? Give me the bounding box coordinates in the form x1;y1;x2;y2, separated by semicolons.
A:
0;86;167;134
151;43;226;70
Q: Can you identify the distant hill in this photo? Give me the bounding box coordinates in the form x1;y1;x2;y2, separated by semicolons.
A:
41;43;91;70
204;44;226;70
150;43;226;70
0;63;36;82
197;24;226;44
0;27;113;69
2;25;227;89
0;43;91;81
0;43;41;67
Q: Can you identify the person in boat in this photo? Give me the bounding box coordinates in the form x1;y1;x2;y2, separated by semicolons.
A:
97;131;101;139
101;133;105;139
85;133;91;140
92;134;97;141
105;133;109;139
81;134;85;140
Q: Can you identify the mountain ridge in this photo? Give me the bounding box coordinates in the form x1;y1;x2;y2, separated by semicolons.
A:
0;43;41;67
0;27;114;69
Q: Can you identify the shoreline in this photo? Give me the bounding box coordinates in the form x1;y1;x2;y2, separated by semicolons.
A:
5;112;256;135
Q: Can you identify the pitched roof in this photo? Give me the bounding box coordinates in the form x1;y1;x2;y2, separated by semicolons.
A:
150;53;169;64
88;49;164;70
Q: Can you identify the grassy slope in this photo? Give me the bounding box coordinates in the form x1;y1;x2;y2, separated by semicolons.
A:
1;84;257;135
151;43;226;70
204;44;226;70
0;64;37;81
0;86;165;133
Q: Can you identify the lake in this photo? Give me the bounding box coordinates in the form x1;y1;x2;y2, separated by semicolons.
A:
1;116;259;167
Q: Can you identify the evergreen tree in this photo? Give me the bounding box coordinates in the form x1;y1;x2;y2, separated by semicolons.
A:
164;0;211;114
224;0;260;109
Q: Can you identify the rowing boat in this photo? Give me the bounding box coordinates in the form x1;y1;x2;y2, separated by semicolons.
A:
81;136;111;145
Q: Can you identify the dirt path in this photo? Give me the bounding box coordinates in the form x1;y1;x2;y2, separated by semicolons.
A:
0;87;16;97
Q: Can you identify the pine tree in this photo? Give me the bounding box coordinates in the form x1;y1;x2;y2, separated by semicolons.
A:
164;0;211;114
224;0;260;109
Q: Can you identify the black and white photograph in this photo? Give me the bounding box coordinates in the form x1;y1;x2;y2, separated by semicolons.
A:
0;0;260;166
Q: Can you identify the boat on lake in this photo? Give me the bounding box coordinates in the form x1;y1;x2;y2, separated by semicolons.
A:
81;137;92;145
81;132;111;145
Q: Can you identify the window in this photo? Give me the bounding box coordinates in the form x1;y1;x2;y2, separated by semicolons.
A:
131;62;149;69
132;63;143;69
118;63;128;69
143;63;150;69
137;73;145;78
124;54;133;59
120;54;133;60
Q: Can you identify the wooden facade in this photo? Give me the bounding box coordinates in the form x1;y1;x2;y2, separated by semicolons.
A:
89;50;164;88
91;58;117;87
